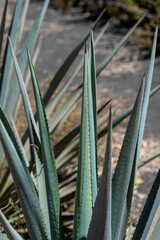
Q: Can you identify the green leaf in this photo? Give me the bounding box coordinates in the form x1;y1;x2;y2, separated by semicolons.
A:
87;107;112;240
5;0;49;115
0;108;48;240
111;78;145;240
133;170;160;240
149;205;160;240
9;37;38;169
0;0;22;108
14;35;42;120
42;7;106;107
88;31;98;192
134;26;158;172
73;49;97;240
17;0;30;43
27;50;62;240
0;211;23;240
119;26;158;239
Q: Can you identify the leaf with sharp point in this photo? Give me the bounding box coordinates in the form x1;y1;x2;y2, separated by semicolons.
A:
46;17;110;119
27;50;62;240
0;0;22;108
42;7;106;107
21;14;111;147
133;170;160;240
87;107;112;240
96;15;144;76
111;78;145;240
9;37;39;169
0;108;48;240
134;26;158;172
5;0;50;115
0;210;23;240
17;0;30;43
14;35;43;120
73;49;97;240
88;30;98;192
118;26;158;239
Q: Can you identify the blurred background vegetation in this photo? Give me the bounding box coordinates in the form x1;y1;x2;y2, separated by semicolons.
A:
52;0;160;51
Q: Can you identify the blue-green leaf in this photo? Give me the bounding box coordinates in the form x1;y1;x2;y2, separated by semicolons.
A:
134;26;158;172
8;37;38;169
111;78;145;240
5;0;49;115
0;210;23;240
42;7;106;107
87;107;112;240
119;26;158;239
73;49;97;240
0;0;22;108
88;31;98;194
27;50;62;240
0;108;48;240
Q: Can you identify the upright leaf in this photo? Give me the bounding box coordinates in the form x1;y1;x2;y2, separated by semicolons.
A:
8;38;37;169
73;49;97;240
0;108;48;240
0;0;22;108
133;170;160;240
5;0;50;115
87;107;112;240
88;31;98;189
27;50;62;240
134;26;158;172
111;78;145;240
42;7;106;107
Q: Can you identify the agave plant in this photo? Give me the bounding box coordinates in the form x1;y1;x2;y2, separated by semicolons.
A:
0;0;160;239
